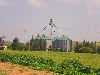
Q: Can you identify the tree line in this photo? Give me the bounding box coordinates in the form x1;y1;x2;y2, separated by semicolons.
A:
74;40;100;54
1;36;100;53
11;36;46;51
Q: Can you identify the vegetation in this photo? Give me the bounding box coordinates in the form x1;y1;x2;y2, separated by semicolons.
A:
97;46;100;54
11;36;47;51
0;51;100;75
5;36;100;53
2;37;100;74
74;40;98;53
0;50;100;68
12;37;22;50
30;36;46;51
0;70;7;75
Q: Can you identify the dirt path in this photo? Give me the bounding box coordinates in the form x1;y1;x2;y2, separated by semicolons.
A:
0;62;54;75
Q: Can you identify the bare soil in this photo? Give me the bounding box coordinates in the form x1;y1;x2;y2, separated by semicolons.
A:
0;62;54;75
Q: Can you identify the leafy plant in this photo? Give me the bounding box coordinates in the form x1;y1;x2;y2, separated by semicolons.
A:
0;51;99;75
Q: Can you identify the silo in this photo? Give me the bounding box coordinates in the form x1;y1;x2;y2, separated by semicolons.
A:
62;40;65;51
69;40;72;52
46;40;52;51
52;35;72;52
67;40;70;52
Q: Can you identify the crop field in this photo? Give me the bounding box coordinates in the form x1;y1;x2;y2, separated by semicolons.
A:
0;50;100;69
0;50;100;74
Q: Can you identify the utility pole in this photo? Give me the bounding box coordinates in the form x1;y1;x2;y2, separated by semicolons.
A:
0;35;6;50
49;19;52;40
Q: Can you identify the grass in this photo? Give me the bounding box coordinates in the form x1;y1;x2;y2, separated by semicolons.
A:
0;71;7;75
96;42;100;46
1;50;100;69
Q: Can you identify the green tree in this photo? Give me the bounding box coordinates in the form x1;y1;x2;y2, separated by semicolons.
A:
79;46;93;53
18;42;23;50
30;35;34;50
84;41;89;47
74;40;96;53
6;43;12;49
25;41;30;51
30;35;47;51
93;41;97;53
74;44;83;53
97;46;100;54
12;37;20;50
83;39;85;44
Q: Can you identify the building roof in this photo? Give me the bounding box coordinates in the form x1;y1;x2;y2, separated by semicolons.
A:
34;35;71;41
52;35;70;41
34;34;51;40
52;36;59;41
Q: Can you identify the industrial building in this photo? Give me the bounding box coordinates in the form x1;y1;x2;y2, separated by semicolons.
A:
52;35;72;52
33;34;52;51
33;34;72;52
32;19;72;52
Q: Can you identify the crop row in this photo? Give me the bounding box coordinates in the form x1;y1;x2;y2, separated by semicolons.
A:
0;51;100;75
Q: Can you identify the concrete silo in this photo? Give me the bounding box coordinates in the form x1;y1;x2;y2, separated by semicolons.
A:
52;35;72;52
34;34;52;51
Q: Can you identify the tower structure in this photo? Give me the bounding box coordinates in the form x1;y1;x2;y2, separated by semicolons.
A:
34;19;72;52
49;19;53;40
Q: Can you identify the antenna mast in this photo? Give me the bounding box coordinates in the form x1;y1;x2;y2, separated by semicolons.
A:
49;19;52;40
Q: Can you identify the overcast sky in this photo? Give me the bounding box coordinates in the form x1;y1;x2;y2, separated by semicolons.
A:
0;0;100;43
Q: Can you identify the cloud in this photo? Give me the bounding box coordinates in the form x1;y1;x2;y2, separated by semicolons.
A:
85;0;100;6
85;0;100;15
56;0;81;3
87;9;93;15
0;0;9;6
56;0;100;5
28;0;47;7
56;0;100;15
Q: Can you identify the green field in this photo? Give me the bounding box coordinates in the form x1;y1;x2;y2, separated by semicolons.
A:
1;50;100;69
96;42;100;46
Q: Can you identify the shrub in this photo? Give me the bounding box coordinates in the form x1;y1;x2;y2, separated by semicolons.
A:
79;47;93;53
97;46;100;54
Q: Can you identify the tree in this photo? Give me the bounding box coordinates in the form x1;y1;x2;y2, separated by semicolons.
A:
6;43;12;49
12;37;19;50
30;35;34;50
76;41;78;45
93;41;97;53
25;41;30;51
83;39;85;44
79;46;93;53
74;44;83;53
18;42;23;50
97;46;100;54
74;40;96;53
84;41;89;47
30;35;47;51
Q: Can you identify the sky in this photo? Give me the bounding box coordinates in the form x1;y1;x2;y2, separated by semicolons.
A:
0;0;100;43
